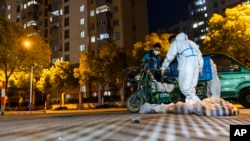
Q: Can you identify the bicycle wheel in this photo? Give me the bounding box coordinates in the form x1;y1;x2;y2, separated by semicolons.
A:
126;93;144;113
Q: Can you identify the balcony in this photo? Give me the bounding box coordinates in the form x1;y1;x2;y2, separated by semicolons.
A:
97;25;112;33
96;11;112;20
96;0;112;7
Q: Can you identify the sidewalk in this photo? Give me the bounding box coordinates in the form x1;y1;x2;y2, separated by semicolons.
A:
1;107;128;115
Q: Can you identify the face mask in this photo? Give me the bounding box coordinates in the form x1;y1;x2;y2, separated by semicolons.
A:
153;50;160;55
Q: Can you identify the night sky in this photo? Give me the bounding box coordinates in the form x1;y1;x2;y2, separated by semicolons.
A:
147;0;191;32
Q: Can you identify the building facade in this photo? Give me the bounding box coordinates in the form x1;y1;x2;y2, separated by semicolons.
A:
0;0;149;107
0;0;148;64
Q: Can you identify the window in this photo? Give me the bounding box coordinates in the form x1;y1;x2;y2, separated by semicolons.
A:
64;29;69;39
90;23;95;30
64;42;69;51
112;6;118;13
113;19;119;26
80;44;85;52
97;19;107;27
90;9;95;17
64;17;69;26
80;18;84;25
80;5;84;12
16;5;20;12
64;55;70;61
91;36;95;43
104;91;111;96
64;5;69;14
212;58;241;72
80;31;85;38
112;32;120;40
99;33;109;40
16;16;20;22
64;0;69;3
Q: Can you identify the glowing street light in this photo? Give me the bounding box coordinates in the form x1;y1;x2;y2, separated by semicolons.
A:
23;40;33;111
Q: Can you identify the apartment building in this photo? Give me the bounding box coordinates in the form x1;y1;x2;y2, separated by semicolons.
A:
0;0;149;65
189;0;248;43
159;0;249;44
0;0;149;107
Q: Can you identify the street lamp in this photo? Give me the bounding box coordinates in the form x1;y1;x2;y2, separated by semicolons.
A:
29;65;33;111
23;39;33;111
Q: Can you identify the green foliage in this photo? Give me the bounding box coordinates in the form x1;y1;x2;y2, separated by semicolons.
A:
37;60;79;95
202;4;250;67
74;53;93;85
75;42;128;92
0;17;51;98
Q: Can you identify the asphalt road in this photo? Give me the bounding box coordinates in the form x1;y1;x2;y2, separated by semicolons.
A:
0;108;250;141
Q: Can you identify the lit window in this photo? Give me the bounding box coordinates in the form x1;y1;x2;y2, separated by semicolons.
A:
80;31;85;38
80;18;84;25
99;33;109;40
204;13;207;17
200;35;206;39
104;91;111;96
80;44;85;52
7;5;11;10
90;10;95;17
193;23;198;28
80;5;84;12
7;14;11;19
198;21;204;26
23;4;27;9
91;36;95;43
92;92;97;97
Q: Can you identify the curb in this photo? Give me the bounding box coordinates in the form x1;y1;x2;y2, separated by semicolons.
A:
2;108;128;115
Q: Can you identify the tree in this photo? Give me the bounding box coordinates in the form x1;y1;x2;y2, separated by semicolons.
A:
91;42;127;97
0;17;51;101
37;60;78;104
74;53;93;86
75;42;128;104
201;4;250;67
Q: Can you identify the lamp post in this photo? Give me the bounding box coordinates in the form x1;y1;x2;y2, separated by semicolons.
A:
29;65;33;111
24;40;33;112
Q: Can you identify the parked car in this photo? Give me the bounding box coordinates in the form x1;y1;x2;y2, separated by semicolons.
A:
208;53;250;108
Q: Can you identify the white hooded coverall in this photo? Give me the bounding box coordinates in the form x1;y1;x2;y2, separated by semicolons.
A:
162;32;204;104
206;59;221;99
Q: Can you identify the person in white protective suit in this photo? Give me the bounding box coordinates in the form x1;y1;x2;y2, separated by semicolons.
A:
161;32;204;104
206;59;221;102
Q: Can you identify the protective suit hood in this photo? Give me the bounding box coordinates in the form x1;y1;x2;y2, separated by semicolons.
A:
176;32;188;41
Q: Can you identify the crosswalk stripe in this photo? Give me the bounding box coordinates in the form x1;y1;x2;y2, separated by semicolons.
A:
133;117;156;141
178;115;190;138
148;116;165;141
165;115;176;141
186;115;205;137
193;116;218;136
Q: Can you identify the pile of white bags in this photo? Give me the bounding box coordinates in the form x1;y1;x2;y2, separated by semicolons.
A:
151;80;175;93
138;97;239;116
